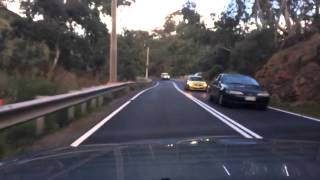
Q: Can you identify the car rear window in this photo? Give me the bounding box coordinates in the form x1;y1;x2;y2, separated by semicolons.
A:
222;75;259;85
189;77;204;81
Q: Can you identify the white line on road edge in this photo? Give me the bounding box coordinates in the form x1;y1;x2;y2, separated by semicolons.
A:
70;101;130;147
70;82;159;147
173;82;263;139
269;106;320;122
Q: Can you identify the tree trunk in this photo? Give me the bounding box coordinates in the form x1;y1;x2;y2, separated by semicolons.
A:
280;0;292;33
274;16;287;34
314;0;320;31
47;44;60;80
253;0;268;29
316;0;320;17
254;15;261;30
253;0;261;30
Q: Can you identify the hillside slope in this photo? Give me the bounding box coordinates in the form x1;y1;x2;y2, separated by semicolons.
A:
256;33;320;104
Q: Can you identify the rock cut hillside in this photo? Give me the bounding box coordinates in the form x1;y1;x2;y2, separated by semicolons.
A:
256;33;320;104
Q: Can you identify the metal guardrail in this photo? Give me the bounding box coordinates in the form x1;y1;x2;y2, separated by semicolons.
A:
0;82;134;132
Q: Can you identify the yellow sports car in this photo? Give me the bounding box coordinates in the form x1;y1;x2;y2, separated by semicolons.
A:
185;76;208;91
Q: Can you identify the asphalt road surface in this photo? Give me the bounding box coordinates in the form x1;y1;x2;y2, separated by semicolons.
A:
72;80;320;146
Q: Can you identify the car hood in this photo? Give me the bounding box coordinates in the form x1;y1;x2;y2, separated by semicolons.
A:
1;137;320;180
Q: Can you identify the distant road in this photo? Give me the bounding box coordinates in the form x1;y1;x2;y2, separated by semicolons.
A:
72;80;320;146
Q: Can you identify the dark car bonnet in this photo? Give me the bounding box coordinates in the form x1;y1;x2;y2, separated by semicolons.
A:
1;137;320;180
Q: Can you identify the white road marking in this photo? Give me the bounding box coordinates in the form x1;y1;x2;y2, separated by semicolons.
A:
131;83;159;100
222;165;231;176
70;82;159;147
269;107;320;122
70;101;130;147
192;97;263;139
173;82;263;139
283;164;290;177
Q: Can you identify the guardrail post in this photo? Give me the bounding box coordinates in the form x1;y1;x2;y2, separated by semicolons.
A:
36;117;45;135
104;94;112;104
90;98;97;109
126;85;131;92
68;106;75;120
98;96;104;107
81;102;87;114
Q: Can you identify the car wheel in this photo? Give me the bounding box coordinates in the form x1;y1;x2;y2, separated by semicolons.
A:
256;104;268;110
209;95;214;102
185;85;189;91
218;94;226;106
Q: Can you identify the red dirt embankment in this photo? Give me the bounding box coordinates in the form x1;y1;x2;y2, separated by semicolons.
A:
256;33;320;104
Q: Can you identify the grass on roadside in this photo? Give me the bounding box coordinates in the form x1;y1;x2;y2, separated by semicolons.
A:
271;99;320;119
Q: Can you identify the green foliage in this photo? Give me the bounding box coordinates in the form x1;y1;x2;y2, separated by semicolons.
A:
117;30;150;80
148;1;213;77
13;0;133;79
7;76;59;102
0;1;130;102
0;71;8;98
212;13;243;47
149;35;204;76
230;29;277;75
0;18;10;29
146;0;286;82
204;65;224;81
181;1;200;25
0;17;11;54
148;1;247;78
199;45;231;72
1;0;318;100
11;12;108;74
0;7;19;23
0;121;37;159
0;38;50;75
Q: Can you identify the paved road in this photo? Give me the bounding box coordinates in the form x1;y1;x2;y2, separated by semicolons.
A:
75;80;320;146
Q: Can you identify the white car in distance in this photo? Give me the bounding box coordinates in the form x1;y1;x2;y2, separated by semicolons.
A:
161;73;171;80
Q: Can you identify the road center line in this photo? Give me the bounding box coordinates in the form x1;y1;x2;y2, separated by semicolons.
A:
70;82;159;147
173;82;263;139
192;97;263;139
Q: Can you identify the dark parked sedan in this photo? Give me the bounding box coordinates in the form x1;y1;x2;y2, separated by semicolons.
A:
208;73;270;109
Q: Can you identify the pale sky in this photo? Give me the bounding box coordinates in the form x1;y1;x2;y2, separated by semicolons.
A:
113;0;230;32
6;0;230;33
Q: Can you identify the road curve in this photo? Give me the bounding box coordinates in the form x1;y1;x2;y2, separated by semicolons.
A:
81;81;242;145
174;81;320;141
73;80;320;146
